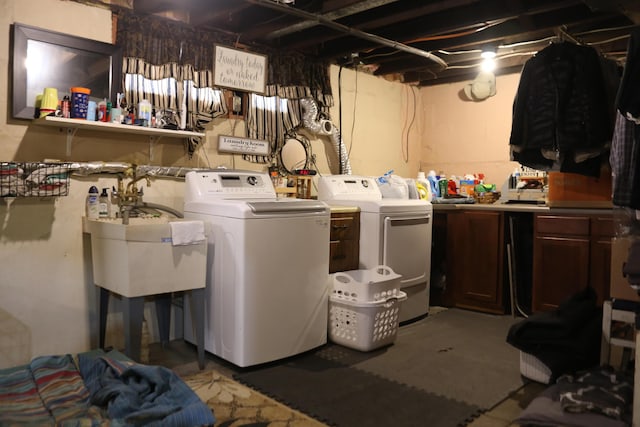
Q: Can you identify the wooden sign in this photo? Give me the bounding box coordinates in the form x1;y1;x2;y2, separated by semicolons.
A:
214;45;267;94
218;135;270;156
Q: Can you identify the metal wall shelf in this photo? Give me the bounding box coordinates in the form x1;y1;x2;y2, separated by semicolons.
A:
33;116;206;157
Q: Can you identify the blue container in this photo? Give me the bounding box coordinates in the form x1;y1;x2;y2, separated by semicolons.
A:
70;87;90;119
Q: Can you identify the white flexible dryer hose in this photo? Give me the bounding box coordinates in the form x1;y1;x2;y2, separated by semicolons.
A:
300;97;352;175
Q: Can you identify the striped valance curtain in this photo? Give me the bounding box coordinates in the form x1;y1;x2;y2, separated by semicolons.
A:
245;88;334;164
116;11;333;159
116;12;230;155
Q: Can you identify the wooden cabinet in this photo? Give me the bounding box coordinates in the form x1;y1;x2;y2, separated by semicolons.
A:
329;210;360;273
444;210;506;314
532;214;613;312
590;216;614;306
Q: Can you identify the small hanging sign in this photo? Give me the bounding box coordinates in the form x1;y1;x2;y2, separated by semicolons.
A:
218;135;270;156
214;45;267;94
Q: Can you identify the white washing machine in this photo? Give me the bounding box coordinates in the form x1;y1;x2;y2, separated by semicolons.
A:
318;175;433;323
183;170;331;367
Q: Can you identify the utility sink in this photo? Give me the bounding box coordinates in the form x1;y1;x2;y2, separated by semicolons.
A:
83;217;208;298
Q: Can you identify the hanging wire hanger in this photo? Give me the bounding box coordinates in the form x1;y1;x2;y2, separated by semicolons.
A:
553;26;581;45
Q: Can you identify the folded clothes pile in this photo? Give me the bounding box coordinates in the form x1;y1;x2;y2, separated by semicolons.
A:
0;163;26;196
0;162;70;197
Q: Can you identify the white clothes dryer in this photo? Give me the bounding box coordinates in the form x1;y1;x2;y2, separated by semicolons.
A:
183;170;331;367
318;175;433;323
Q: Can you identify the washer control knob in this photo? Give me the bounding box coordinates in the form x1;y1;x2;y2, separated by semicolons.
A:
247;176;258;186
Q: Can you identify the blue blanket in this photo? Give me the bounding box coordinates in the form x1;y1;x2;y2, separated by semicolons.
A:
78;351;215;427
0;351;214;427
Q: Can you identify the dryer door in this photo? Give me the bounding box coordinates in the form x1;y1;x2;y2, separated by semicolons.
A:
382;215;432;288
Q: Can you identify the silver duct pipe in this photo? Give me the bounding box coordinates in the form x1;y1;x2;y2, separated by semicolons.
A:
69;162;206;179
69;161;130;175
300;97;352;175
135;165;205;178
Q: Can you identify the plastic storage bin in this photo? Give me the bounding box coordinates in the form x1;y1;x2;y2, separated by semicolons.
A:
332;265;402;303
329;291;407;351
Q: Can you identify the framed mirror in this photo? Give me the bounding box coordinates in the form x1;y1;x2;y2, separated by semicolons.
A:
11;23;122;120
279;136;311;175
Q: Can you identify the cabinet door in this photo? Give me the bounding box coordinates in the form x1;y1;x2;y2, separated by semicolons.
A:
430;213;454;306
450;210;505;313
533;215;590;312
590;216;614;305
329;212;360;273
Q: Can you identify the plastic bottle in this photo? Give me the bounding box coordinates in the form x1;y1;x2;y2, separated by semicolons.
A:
511;167;520;189
98;99;107;122
98;188;110;219
427;170;439;198
86;186;100;219
438;175;448;199
416;172;433;201
61;95;70;118
138;99;152;127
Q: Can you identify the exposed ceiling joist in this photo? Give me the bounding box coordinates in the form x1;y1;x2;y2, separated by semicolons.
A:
116;0;639;86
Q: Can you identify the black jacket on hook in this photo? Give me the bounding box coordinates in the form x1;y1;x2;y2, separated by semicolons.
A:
509;42;617;177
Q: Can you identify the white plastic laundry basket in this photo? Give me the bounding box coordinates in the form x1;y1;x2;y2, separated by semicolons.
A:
329;291;407;351
331;265;402;303
519;351;552;384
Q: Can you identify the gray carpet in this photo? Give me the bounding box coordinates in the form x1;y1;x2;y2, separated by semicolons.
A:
235;308;525;427
328;307;525;408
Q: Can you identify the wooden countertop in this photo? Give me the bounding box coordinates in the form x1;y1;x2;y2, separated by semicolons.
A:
432;201;613;215
329;205;361;214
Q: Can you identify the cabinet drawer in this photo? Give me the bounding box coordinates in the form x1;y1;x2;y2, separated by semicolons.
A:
536;215;589;236
591;216;614;237
330;213;360;240
329;240;359;273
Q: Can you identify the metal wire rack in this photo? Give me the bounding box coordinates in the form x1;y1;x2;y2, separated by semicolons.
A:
0;162;72;197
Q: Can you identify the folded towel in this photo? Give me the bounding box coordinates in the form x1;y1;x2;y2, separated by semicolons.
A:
170;220;206;246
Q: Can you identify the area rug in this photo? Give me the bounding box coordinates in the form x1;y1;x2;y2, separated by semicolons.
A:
234;308;524;427
182;368;327;427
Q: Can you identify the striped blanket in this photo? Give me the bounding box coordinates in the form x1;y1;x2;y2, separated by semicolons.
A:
0;351;215;426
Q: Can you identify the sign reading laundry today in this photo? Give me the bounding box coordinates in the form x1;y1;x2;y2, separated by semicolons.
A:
214;45;267;94
218;135;270;156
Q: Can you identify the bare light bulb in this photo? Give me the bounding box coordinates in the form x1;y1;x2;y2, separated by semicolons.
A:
481;57;496;72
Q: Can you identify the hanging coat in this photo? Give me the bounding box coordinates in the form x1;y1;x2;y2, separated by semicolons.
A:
509;42;617;177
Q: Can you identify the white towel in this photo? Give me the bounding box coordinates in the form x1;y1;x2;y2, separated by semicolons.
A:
170;220;206;246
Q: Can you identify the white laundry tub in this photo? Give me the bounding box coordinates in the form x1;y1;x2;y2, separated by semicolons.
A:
83;217;208;297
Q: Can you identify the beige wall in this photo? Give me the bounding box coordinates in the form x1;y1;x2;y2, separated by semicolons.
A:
419;73;521;186
0;0;522;367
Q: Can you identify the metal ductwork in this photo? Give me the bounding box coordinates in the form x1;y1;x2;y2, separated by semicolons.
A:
300;97;352;175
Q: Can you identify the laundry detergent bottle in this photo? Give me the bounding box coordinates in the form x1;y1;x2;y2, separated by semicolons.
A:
416;172;433;201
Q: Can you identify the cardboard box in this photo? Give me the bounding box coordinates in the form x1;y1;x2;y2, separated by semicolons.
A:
546;168;612;208
610;237;640;302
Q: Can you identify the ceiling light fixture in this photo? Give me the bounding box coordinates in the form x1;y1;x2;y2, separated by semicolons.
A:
480;48;497;72
480;50;496;59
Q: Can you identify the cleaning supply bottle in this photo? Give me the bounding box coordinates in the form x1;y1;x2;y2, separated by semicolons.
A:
427;170;439;198
86;186;99;219
438;175;448;199
416;172;432;201
98;188;110;219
